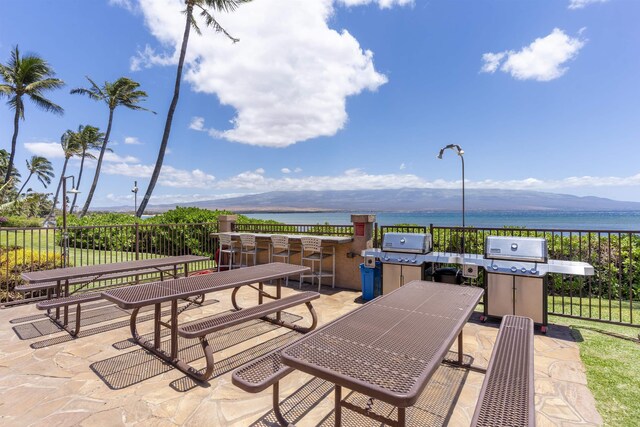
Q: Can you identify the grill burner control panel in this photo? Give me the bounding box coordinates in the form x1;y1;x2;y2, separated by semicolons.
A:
485;260;547;277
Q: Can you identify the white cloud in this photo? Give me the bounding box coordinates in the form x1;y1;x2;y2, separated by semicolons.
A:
24;142;64;158
337;0;414;8
481;29;585;81
399;163;406;170
124;136;143;145
189;116;205;131
134;0;388;147
568;0;608;10
109;0;136;12
281;168;291;174
294;167;302;173
480;52;506;73
104;192;249;206
102;163;216;189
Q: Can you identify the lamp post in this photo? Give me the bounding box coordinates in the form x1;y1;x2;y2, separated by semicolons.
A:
131;181;139;214
437;144;465;254
62;176;80;268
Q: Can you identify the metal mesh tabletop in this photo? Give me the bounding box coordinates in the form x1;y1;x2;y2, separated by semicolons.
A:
281;280;483;408
102;262;310;309
20;255;208;283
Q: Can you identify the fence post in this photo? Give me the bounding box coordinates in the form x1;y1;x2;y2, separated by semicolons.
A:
350;214;376;253
135;222;140;260
218;215;238;233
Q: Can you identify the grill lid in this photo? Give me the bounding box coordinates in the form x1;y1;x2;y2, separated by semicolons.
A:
382;232;432;254
484;236;548;263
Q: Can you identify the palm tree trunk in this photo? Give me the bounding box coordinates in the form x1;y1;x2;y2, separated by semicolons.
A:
17;172;33;195
136;4;193;217
70;149;86;214
49;157;69;218
80;109;114;217
4;105;21;184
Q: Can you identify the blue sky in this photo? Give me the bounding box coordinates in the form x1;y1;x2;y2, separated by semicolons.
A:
1;0;639;208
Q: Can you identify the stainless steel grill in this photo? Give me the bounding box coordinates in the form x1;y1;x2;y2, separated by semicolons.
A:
363;232;433;295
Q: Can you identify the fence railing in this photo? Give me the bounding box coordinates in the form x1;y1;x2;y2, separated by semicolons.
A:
3;220;640;327
234;223;354;236
1;222;219;305
430;225;640;327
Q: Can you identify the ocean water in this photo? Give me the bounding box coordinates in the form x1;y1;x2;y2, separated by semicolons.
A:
246;211;640;231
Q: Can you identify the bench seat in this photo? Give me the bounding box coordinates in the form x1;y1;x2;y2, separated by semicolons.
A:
180;291;319;382
16;265;181;292
232;347;294;393
34;292;103;337
178;291;320;339
471;315;535;427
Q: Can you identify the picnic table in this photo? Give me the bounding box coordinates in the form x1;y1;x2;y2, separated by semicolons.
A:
280;280;484;427
102;262;312;382
20;255;210;332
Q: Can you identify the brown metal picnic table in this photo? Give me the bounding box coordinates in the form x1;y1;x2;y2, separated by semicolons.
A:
281;280;484;427
102;262;311;381
21;255;209;323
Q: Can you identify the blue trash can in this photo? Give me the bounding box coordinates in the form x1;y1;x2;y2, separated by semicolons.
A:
359;261;381;302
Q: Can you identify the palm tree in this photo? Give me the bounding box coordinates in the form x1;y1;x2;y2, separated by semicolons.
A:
49;130;82;216
68;125;104;214
0;46;64;184
0;149;20;196
18;155;54;194
71;77;154;216
136;0;250;217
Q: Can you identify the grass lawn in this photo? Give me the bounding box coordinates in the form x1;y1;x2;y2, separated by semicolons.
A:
550;314;640;427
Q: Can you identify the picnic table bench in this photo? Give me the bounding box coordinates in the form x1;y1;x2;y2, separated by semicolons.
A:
102;262;316;382
20;255;209;336
471;315;535;427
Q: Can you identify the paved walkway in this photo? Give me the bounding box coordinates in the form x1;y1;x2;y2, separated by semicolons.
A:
0;284;602;426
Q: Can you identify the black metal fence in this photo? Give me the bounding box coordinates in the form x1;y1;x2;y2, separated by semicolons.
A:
2;220;639;327
429;225;640;327
1;222;218;305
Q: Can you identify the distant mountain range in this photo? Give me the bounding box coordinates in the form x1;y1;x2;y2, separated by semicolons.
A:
103;188;640;213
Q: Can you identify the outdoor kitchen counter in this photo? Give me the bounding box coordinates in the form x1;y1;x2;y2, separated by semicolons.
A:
361;249;594;276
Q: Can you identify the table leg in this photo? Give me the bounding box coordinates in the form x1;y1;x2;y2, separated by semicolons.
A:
184;262;189;277
154;303;161;350
55;280;61;319
171;299;178;359
335;384;342;427
458;331;463;365
397;407;406;427
63;279;70;326
258;281;264;305
276;278;282;322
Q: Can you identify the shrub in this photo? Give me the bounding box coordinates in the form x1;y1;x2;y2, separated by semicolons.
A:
0;216;44;228
0;247;64;302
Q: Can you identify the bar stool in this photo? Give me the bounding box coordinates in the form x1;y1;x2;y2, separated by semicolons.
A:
299;237;335;291
217;234;241;270
239;234;267;267
270;235;301;286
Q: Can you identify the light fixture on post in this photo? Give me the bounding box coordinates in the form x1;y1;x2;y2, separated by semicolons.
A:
62;176;80;268
437;144;465;254
131;181;139;214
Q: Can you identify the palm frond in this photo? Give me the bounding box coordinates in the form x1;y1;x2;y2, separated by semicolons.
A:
27;92;64;115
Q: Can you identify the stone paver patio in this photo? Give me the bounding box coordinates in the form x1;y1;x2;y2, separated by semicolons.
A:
0;283;602;426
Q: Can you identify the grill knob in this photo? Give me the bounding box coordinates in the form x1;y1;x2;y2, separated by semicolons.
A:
384;257;389;261
530;268;537;274
492;265;499;270
411;259;417;263
511;266;517;273
521;268;527;273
